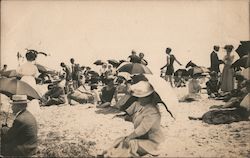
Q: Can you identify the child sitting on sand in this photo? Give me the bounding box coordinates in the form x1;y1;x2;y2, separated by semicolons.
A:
179;73;201;102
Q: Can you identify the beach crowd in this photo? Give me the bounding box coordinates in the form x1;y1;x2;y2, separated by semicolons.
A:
0;41;249;157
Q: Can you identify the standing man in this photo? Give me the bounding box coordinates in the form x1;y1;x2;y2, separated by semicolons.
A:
1;95;38;157
210;45;222;74
161;47;182;87
60;62;72;93
70;58;78;89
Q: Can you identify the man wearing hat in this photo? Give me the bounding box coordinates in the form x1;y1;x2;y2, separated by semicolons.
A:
1;95;38;157
210;45;223;74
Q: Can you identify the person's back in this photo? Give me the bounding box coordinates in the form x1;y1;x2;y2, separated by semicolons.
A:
2;110;38;156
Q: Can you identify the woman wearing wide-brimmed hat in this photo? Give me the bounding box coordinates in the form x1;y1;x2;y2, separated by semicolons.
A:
221;45;235;92
103;81;164;157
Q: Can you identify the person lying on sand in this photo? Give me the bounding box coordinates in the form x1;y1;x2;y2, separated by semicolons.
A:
189;80;250;125
67;84;94;105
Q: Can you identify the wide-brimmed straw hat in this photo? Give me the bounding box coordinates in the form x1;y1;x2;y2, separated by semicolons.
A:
129;81;154;97
9;95;29;104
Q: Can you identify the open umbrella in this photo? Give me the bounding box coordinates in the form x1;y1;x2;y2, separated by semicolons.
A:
35;63;56;74
231;55;249;69
117;63;152;75
235;41;250;58
94;60;106;65
0;78;41;100
0;70;18;78
144;74;178;119
174;69;189;76
108;59;120;67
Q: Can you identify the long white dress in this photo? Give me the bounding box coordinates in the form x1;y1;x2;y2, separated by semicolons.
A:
16;61;41;115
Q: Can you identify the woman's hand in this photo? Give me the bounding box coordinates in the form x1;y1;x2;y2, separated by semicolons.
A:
122;136;131;148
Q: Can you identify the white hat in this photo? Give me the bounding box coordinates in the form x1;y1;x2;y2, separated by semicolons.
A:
117;72;132;81
130;81;154;97
9;95;29;104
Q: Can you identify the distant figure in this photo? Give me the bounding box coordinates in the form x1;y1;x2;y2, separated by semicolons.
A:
206;71;221;98
210;45;222;74
60;62;72;93
70;58;80;89
1;95;38;157
161;47;182;87
139;52;148;66
128;50;141;63
221;45;235;92
1;64;7;72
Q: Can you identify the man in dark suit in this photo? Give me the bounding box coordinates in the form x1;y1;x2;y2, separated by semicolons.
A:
210;45;222;73
1;95;38;157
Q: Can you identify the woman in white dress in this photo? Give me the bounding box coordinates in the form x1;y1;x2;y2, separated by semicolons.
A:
16;51;41;114
221;45;235;92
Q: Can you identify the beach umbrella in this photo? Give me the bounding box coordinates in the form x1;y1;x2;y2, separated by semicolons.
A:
93;60;105;65
144;74;178;119
108;59;120;67
35;64;56;74
235;41;250;58
0;70;17;78
117;63;152;75
0;78;41;100
174;69;189;76
231;55;249;69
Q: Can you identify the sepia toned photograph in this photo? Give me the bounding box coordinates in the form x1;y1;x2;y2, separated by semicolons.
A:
0;0;249;157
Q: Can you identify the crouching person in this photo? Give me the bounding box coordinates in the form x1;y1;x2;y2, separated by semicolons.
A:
67;84;95;105
1;95;38;157
41;81;66;106
103;81;164;157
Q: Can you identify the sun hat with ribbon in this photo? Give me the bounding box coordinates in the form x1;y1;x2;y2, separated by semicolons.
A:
9;95;29;104
129;81;154;98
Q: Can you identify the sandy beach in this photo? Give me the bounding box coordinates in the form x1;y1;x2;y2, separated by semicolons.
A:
1;87;249;157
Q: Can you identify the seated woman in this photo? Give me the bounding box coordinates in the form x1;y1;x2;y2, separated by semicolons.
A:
98;77;116;108
41;81;66;106
180;73;201;102
103;81;164;157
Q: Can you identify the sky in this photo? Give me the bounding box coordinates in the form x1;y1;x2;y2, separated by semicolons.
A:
1;0;249;75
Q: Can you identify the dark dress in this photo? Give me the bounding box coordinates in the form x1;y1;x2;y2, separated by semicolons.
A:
100;86;116;103
1;110;38;156
206;79;221;95
166;54;175;75
210;51;220;73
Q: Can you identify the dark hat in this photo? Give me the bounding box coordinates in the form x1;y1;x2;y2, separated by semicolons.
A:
26;51;37;61
224;45;234;50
